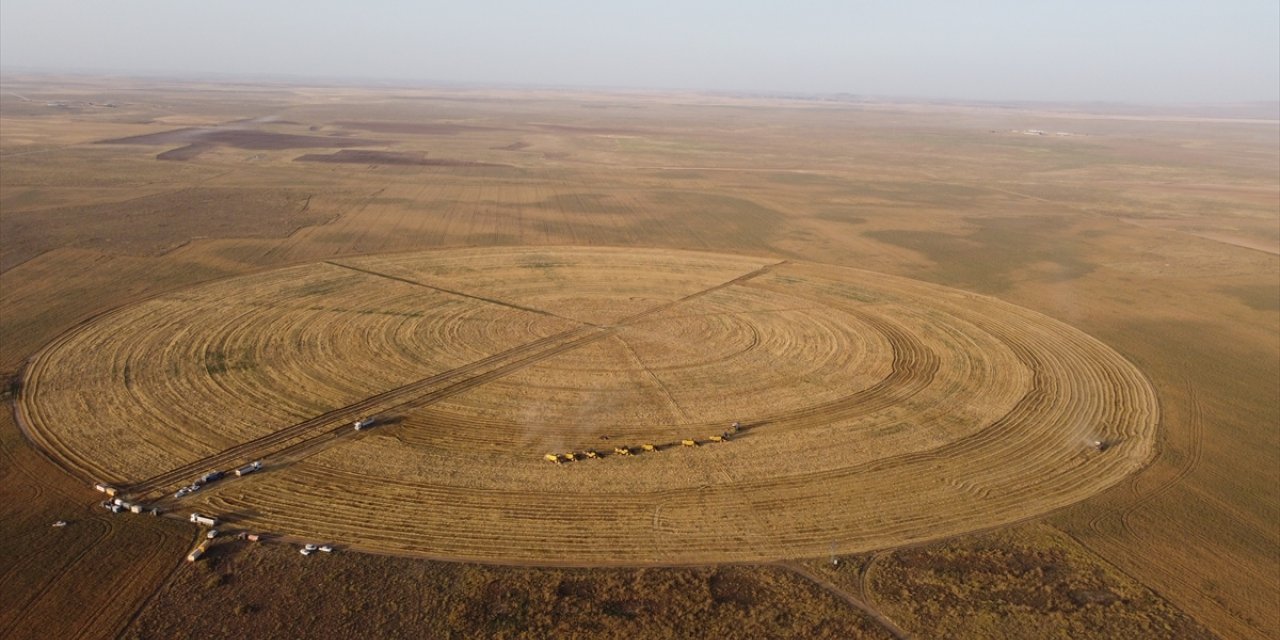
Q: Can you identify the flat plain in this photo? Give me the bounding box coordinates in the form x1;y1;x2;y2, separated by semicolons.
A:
0;75;1275;639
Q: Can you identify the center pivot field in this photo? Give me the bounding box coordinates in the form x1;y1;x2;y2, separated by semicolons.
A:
21;247;1157;564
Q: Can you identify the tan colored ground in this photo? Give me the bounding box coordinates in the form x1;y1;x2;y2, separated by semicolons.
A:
1;75;1275;638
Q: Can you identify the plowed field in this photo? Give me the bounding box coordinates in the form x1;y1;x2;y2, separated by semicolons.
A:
19;246;1158;564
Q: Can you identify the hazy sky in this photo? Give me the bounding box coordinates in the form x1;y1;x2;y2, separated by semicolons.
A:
2;1;1277;103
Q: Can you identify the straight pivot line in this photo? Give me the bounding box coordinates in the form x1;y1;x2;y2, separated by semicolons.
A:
363;328;611;418
124;324;603;497
609;260;789;327
188;327;615;480
325;260;592;326
128;259;785;497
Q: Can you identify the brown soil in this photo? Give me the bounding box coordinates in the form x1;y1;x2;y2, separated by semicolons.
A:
0;410;193;640
155;143;212;161
122;543;893;640
333;120;500;135
0;188;322;271
293;149;508;167
863;524;1216;639
99;128;376;150
533;123;648;135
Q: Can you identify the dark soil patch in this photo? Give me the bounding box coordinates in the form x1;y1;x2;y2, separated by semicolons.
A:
99;128;375;150
0;188;322;270
98;127;204;145
813;209;867;225
533;122;648;135
156;143;213;161
189;129;375;150
709;568;764;607
867;216;1095;292
296;149;431;165
555;579;596;599
1221;283;1280;311
294;149;508;167
600;598;663;619
227;117;301;126
333;120;500;135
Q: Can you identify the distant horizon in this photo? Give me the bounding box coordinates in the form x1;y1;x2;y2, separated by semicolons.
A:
2;1;1276;105
4;66;1279;116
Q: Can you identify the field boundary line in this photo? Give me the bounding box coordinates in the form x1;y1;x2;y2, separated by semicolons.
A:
0;517;112;638
614;333;692;422
113;258;788;498
608;260;788;326
324;260;588;325
1120;377;1203;528
126;324;604;497
174;260;790;489
778;561;911;640
111;529;201;640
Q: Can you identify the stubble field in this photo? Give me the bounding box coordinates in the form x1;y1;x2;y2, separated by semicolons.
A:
20;246;1156;563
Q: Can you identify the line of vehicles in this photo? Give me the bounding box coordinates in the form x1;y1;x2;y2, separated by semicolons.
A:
185;512;338;560
104;414;383;563
106;413;382;504
175;415;377;499
174;461;261;498
545;421;742;464
99;415;386;564
98;496;160;515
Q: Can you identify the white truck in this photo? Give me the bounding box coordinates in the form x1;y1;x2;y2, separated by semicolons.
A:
189;513;218;527
353;417;376;431
235;461;263;476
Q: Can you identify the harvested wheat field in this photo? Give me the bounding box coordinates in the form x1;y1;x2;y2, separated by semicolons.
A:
21;246;1157;563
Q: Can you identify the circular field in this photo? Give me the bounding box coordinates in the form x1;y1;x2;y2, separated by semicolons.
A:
20;247;1158;564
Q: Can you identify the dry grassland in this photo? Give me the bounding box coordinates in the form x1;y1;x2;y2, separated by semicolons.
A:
800;523;1215;639
124;543;894;640
1;75;1275;639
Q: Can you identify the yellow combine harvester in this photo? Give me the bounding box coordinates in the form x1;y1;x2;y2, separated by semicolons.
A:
544;442;693;463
